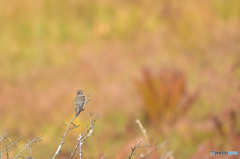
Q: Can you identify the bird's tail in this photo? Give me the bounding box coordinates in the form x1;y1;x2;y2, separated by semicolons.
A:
75;112;80;117
75;107;83;117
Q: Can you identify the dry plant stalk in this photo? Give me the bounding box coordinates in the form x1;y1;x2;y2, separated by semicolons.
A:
129;119;172;159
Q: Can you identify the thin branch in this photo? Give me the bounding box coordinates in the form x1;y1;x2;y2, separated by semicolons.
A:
68;147;73;156
70;113;100;159
160;151;173;159
141;140;167;158
0;136;24;158
5;146;10;159
52;116;77;159
86;95;91;103
14;136;42;159
0;132;8;144
128;138;151;159
18;156;32;158
135;119;169;158
79;133;82;159
27;139;34;159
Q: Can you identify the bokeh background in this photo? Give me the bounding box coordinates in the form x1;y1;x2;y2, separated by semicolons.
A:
0;0;240;158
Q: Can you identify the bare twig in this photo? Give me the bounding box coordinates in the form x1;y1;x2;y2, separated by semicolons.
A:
14;136;42;159
0;131;8;144
86;95;91;103
160;151;173;159
0;136;24;159
27;139;34;159
2;136;23;152
79;133;82;159
70;113;100;159
141;140;167;158
52;116;77;159
135;119;169;158
128;138;151;159
18;156;32;158
5;147;10;159
136;119;149;144
68;147;73;156
78;113;96;159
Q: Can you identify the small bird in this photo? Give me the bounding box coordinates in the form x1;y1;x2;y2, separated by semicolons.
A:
75;90;86;117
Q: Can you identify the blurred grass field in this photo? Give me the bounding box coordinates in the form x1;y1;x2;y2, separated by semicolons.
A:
0;0;240;158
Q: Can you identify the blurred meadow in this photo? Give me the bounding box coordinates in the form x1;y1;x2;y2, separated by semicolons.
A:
0;0;240;158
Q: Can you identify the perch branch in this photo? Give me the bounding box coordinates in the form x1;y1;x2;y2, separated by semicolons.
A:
70;113;100;159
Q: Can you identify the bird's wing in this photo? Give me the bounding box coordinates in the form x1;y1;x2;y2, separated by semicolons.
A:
82;95;86;103
75;96;83;107
75;96;77;105
81;95;86;108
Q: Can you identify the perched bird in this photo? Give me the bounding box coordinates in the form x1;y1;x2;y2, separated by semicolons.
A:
75;90;86;117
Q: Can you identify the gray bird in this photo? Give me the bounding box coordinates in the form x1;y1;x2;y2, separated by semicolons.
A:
75;90;86;117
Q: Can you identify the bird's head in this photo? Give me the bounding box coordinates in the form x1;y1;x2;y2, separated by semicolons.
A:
77;90;83;95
